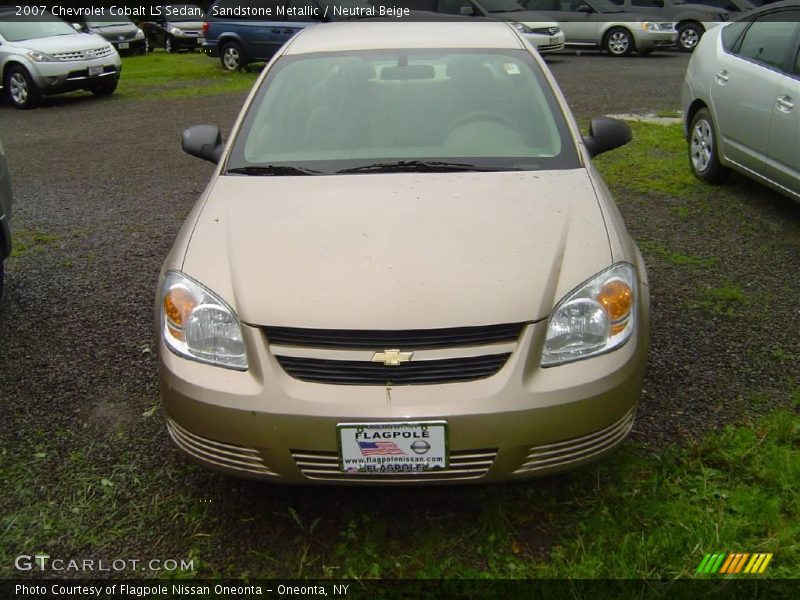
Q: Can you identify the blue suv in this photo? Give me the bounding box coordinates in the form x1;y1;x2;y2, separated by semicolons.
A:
203;0;326;71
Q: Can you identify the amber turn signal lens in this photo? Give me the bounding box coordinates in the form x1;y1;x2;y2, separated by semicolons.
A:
597;279;632;332
164;286;197;328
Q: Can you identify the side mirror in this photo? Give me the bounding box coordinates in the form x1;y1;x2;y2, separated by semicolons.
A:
182;125;224;164
583;117;631;158
72;23;84;31
459;6;475;16
577;4;593;12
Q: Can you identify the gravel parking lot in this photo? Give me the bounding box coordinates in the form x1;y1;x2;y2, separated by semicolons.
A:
1;49;798;578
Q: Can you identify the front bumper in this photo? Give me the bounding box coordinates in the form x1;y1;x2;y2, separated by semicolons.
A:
158;294;649;484
111;38;146;54
30;57;121;94
524;31;566;55
171;34;204;50
634;30;678;50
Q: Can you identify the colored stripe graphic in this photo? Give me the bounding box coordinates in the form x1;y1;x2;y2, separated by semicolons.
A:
698;553;773;574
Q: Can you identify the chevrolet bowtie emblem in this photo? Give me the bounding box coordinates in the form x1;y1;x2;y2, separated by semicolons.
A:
372;349;413;366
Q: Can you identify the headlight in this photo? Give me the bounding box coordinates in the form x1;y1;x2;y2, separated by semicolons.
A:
512;22;534;34
641;22;659;32
542;263;637;367
169;26;184;36
26;50;56;62
135;28;145;40
161;271;248;370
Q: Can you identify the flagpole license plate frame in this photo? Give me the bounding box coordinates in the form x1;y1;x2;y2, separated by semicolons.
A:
336;421;448;473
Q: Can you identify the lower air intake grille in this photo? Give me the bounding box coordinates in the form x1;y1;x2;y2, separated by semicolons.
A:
275;353;510;385
166;418;276;477
292;448;497;482
514;408;635;474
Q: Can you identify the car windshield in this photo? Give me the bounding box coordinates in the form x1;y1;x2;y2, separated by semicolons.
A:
227;50;579;174
586;0;625;13
0;14;77;41
479;0;527;13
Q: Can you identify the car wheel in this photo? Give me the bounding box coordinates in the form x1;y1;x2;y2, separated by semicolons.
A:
603;27;633;57
678;22;703;52
220;42;245;72
146;36;154;53
165;35;175;53
90;77;118;97
5;65;41;109
689;108;728;184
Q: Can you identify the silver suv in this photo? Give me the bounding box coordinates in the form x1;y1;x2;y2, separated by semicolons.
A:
0;9;122;109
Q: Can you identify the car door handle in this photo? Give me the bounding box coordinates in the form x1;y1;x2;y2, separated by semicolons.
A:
776;95;794;112
715;70;729;85
283;28;294;34
271;28;280;33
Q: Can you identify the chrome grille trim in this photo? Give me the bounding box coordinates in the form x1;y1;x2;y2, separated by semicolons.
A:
291;449;497;482
53;46;115;61
166;418;276;476
514;408;635;474
531;26;560;35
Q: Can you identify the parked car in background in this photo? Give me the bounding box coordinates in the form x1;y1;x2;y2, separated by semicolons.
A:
388;0;567;54
160;21;649;484
71;16;148;55
607;0;733;51
140;4;205;53
0;140;12;300
521;0;677;55
682;0;800;201
203;0;321;71
0;8;122;108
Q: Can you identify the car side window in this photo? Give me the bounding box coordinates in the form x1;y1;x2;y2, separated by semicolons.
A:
737;17;799;70
632;0;661;7
608;0;624;5
794;46;800;76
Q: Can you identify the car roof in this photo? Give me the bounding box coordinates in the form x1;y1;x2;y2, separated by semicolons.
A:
283;21;525;56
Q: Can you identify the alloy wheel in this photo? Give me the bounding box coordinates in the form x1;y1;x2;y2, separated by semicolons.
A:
608;32;630;55
9;72;28;105
690;119;713;173
223;46;240;71
680;28;700;51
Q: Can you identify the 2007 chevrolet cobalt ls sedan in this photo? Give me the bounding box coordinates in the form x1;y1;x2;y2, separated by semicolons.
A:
157;21;650;484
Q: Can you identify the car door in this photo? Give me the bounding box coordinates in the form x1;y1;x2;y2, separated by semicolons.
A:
710;15;799;175
523;0;601;45
766;31;800;197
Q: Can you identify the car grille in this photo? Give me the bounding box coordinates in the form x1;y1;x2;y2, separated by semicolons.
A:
537;43;564;52
530;26;560;36
53;46;115;61
166;418;277;477
513;408;635;474
291;448;497;482
275;353;510;385
264;323;524;349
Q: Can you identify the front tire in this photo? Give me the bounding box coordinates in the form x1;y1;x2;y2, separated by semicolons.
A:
165;35;175;53
604;27;634;57
689;108;728;183
220;41;245;72
678;22;703;52
5;65;41;109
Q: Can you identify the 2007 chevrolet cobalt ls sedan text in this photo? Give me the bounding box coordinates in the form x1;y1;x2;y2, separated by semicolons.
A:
156;21;650;484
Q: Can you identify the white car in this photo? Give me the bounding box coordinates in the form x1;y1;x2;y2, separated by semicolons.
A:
681;0;800;201
0;9;121;109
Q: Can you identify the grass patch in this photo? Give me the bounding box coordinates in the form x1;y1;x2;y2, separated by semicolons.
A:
116;51;258;100
638;240;718;269
693;282;749;318
10;229;60;258
593;122;704;197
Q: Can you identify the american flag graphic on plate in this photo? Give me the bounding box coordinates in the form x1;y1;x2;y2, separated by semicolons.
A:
358;441;406;456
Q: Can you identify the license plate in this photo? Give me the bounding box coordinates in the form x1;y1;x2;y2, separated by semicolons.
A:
118;42;129;49
551;37;558;45
88;66;103;76
337;421;448;473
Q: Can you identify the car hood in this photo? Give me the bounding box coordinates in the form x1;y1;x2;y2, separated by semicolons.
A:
90;24;139;34
12;33;109;53
181;170;612;329
167;20;204;29
492;10;558;25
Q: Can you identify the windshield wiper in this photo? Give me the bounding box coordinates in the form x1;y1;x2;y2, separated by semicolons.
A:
226;165;323;176
337;160;507;174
